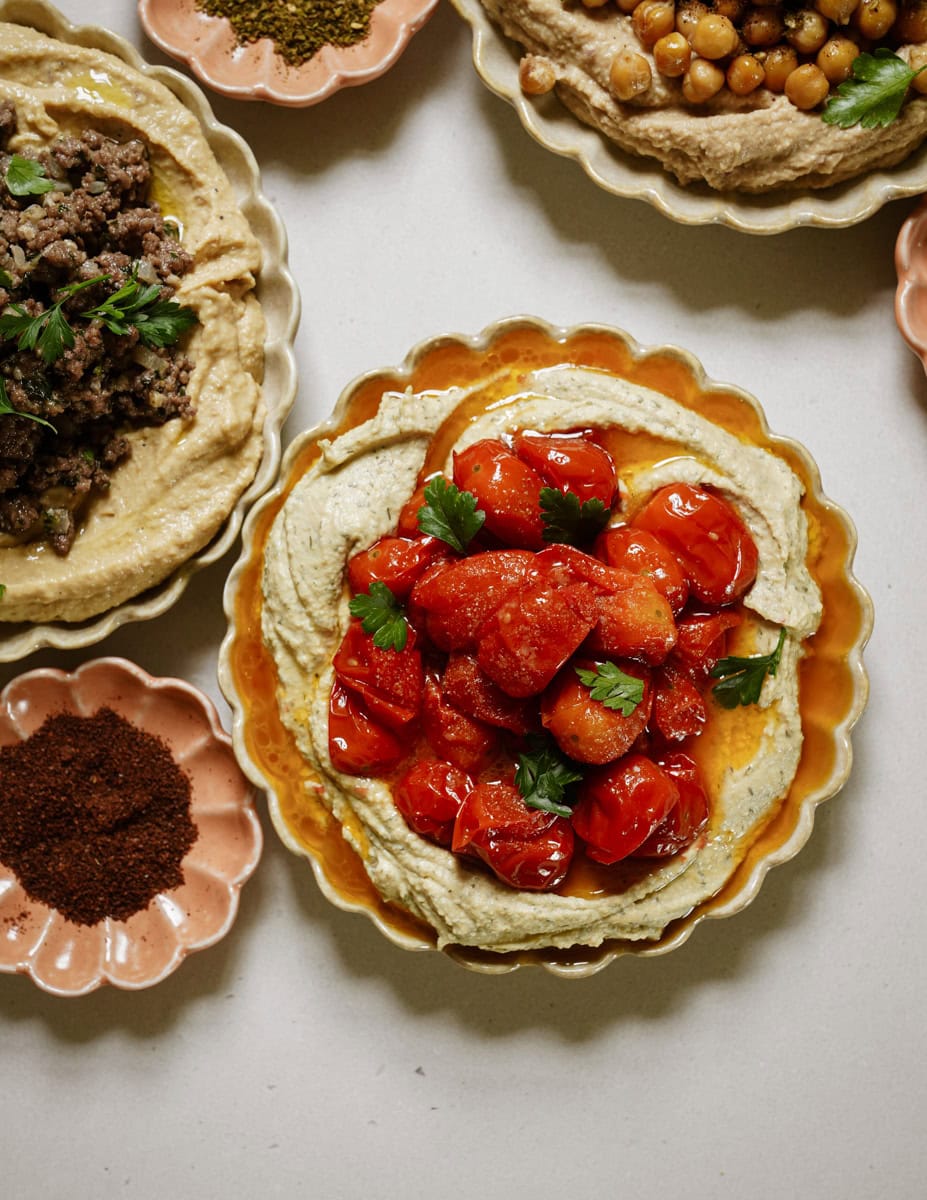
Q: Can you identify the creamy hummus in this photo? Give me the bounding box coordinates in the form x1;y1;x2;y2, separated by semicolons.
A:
0;24;264;623
262;365;822;953
480;0;927;192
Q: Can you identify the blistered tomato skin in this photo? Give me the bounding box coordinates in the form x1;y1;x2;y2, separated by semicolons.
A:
512;432;618;508
633;753;709;858
452;782;574;890
671;610;743;677
651;664;707;742
328;681;406;775
572;754;680;865
410;549;535;651
595;526;690;614
332;620;424;732
540;660;652;764
585;574;678;665
393;760;473;847
347;536;446;600
422;679;497;773
632;483;759;606
453;440;546;549
443;653;537;735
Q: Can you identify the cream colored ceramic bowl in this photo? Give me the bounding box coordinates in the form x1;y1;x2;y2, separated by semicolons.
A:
0;658;262;996
219;316;872;977
139;0;439;107
450;0;927;234
0;0;299;662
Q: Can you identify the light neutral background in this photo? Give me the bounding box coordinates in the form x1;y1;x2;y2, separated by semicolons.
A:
2;3;925;1197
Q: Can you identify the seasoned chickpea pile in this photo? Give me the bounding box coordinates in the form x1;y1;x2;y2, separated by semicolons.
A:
520;0;927;111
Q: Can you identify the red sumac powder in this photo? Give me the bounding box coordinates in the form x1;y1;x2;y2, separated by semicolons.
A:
0;706;197;926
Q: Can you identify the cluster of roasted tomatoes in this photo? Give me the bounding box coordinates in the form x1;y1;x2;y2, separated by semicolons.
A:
328;429;759;893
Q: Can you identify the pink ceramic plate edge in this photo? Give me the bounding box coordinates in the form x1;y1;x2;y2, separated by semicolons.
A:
0;658;262;997
138;0;440;107
894;197;927;369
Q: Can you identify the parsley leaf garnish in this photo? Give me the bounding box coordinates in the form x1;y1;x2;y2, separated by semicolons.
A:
822;49;925;129
348;581;410;651
575;662;645;716
0;300;74;364
416;476;485;553
0;376;56;431
515;734;584;818
81;268;197;347
540;486;610;545
710;627;787;709
5;154;56;197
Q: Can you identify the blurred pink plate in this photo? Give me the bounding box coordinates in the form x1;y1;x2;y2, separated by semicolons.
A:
895;199;927;369
138;0;439;106
0;658;262;997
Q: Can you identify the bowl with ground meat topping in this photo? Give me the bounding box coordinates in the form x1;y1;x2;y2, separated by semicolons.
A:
138;0;440;107
0;0;298;659
451;0;927;231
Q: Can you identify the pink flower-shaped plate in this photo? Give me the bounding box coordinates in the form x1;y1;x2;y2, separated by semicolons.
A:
0;658;262;997
138;0;439;107
895;198;927;368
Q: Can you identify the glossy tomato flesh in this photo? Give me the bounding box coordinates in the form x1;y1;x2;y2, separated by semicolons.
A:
328;681;406;776
633;752;709;857
332;620;424;732
512;431;618;508
453;439;546;549
442;653;537;735
651;664;707;742
572;753;680;864
422;679;497;773
348;535;446;600
410;548;535;651
393;759;473;847
540;660;652;765
452;782;574;890
595;525;690;614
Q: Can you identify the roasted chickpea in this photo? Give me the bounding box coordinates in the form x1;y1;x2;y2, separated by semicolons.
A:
727;52;766;93
894;1;927;43
675;0;710;40
691;13;740;57
682;56;727;100
785;10;830;53
816;35;859;83
519;55;557;95
653;31;693;75
814;0;858;23
762;44;800;90
853;0;897;38
910;45;927;94
616;0;646;10
784;62;831;108
633;1;677;46
742;7;786;46
609;48;654;99
712;0;747;20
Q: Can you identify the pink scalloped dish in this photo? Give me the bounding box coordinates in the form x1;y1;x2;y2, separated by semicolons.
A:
0;658;262;997
895;198;927;371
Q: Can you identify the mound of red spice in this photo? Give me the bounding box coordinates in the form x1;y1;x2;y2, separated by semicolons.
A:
0;707;197;926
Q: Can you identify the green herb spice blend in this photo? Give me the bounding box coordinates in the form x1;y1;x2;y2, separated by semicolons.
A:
196;1;382;68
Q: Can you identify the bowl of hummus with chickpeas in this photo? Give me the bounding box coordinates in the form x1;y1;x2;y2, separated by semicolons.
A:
452;0;927;230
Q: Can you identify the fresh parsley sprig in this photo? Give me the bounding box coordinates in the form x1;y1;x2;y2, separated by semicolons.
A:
540;486;610;545
575;662;645;716
710;627;787;710
416;476;485;553
5;154;57;198
822;49;926;129
515;734;584;818
0;274;106;364
81;270;198;348
348;581;410;651
0;376;56;431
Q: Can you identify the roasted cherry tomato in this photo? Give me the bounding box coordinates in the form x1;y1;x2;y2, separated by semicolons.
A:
393;760;473;847
595;525;689;614
410;549;536;651
585;573;677;665
671;611;743;678
328;681;405;776
540;660;652;765
396;477;443;539
534;543;618;592
651;664;707;742
348;535;446;600
452;782;574;890
631;483;758;606
512;432;618;508
443;653;537;735
476;579;599;698
422;679;497;773
572;753;679;864
332;620;424;732
633;752;709;858
453;439;546;549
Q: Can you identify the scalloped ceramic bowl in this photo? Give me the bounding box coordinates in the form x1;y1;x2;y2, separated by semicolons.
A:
138;0;439;107
894;197;927;367
0;0;299;662
450;0;927;234
0;658;262;996
219;316;872;977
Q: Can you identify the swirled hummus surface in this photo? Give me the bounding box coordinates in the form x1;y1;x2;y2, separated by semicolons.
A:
261;365;822;952
0;24;264;622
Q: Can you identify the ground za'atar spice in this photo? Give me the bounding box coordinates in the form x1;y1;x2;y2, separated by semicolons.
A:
196;0;382;68
0;706;197;926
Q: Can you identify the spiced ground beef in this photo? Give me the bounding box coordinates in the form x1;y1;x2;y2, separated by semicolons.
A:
0;109;196;554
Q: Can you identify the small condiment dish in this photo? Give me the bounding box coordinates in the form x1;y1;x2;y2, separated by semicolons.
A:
0;658;262;997
894;197;927;369
138;0;439;107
